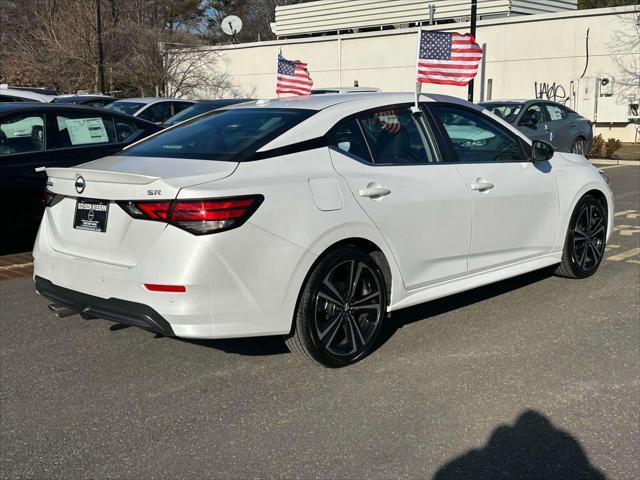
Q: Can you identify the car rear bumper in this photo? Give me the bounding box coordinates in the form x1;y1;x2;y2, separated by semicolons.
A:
35;276;175;336
33;210;317;339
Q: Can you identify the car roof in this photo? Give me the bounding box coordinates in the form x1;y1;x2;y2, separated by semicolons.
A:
53;95;115;102
480;99;531;104
0;103;161;127
0;87;56;102
229;92;532;152
111;98;193;104
225;92;460;111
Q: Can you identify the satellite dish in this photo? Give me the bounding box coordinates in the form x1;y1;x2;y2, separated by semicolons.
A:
221;15;243;36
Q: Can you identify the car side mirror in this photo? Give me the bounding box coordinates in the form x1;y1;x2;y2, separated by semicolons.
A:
532;140;554;161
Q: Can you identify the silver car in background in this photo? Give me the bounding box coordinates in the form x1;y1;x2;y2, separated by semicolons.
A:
480;99;593;155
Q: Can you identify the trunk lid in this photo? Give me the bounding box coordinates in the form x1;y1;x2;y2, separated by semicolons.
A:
43;155;238;266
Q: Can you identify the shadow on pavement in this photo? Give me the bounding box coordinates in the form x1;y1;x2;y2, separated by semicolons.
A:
433;410;607;480
374;266;556;354
177;336;289;356
106;267;555;358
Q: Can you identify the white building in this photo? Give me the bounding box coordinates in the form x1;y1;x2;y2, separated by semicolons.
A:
194;2;639;142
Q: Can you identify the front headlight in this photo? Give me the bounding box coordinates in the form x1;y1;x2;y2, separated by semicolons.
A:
598;169;611;187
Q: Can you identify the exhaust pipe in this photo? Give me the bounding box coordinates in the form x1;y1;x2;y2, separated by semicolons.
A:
48;303;78;318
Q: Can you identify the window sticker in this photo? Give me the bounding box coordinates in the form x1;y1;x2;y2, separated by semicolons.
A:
63;117;109;145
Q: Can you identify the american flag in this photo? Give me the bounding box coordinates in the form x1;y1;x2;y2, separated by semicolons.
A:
276;53;313;96
417;31;483;86
375;110;402;134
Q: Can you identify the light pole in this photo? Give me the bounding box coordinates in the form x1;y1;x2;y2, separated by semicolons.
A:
96;0;106;94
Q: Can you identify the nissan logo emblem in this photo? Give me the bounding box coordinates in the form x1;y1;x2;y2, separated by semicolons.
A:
75;176;86;194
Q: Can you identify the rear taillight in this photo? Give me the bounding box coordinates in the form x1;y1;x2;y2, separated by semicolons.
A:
43;190;63;207
118;195;263;235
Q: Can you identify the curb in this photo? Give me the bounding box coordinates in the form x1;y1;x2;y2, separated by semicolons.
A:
589;159;640;166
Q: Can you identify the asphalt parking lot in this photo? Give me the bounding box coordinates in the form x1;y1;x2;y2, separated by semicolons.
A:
1;165;638;480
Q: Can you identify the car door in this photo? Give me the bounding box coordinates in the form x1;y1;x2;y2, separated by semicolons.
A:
44;110;128;169
0;110;48;232
329;106;472;290
427;103;559;272
543;102;574;152
517;103;551;143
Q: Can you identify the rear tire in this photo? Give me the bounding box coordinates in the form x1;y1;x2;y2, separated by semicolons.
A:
555;195;607;279
285;246;387;368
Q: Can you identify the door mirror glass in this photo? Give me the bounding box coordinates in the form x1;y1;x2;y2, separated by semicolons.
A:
532;140;554;161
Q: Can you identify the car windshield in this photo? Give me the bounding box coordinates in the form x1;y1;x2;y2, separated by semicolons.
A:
163;103;218;127
106;101;146;116
122;108;315;161
482;103;523;123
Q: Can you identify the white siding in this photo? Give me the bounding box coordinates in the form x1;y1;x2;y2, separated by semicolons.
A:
192;6;639;141
274;0;577;37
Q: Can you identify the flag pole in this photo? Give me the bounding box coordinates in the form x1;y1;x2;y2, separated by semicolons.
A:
277;49;282;99
413;28;422;113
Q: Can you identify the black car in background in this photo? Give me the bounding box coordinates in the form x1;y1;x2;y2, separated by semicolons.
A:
0;103;162;253
52;95;116;108
162;99;255;127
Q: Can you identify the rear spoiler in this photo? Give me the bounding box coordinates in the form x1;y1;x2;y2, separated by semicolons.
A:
45;167;160;185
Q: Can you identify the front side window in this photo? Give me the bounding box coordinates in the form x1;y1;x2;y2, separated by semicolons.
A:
482;103;523;123
122;108;315;161
53;115;116;147
0;113;45;155
357;107;438;164
520;104;546;126
545;104;566;121
431;104;524;162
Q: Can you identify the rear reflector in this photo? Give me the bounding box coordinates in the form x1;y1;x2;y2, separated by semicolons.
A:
144;284;186;293
118;195;263;235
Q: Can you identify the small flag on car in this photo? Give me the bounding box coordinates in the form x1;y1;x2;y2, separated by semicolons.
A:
276;53;313;96
416;31;483;87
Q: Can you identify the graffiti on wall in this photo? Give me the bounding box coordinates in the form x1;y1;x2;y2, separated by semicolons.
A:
534;81;569;104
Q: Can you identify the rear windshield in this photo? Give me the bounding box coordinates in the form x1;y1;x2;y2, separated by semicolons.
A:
107;101;146;116
122;108;315;161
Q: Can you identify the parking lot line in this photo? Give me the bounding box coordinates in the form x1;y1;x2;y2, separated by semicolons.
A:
607;247;640;262
614;209;638;217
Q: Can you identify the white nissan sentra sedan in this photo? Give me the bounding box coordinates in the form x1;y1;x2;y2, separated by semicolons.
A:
33;93;613;367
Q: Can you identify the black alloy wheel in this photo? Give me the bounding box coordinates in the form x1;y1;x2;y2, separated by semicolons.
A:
572;137;588;155
556;195;607;278
286;247;387;367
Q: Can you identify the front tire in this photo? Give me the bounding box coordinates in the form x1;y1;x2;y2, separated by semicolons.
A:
285;246;387;367
555;195;607;279
571;136;588;155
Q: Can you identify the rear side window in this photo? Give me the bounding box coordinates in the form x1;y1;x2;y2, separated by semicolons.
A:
122;108;315;161
328;118;372;163
358;107;438;164
431;104;524;162
545;104;566;121
0;113;45;155
54;115;116;147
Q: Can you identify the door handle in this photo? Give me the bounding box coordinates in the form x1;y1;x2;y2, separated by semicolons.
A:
358;186;391;199
470;181;494;192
